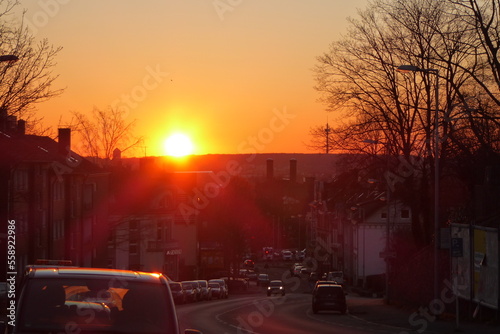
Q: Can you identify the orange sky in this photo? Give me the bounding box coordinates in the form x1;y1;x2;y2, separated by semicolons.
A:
16;0;368;156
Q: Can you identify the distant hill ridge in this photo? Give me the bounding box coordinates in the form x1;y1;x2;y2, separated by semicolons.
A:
120;153;354;181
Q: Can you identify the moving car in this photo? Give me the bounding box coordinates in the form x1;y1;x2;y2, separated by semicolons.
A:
312;283;347;314
243;259;255;268
267;280;285;296
6;265;202;333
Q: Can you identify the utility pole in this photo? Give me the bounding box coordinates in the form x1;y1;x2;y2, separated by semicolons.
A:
325;122;331;154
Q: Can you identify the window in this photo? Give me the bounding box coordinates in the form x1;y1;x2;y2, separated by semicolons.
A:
381;212;387;219
401;209;410;219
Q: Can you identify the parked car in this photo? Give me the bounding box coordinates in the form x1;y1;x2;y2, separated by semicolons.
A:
208;282;222;299
185;281;202;301
282;250;293;261
257;273;270;287
209;279;228;299
169;282;186;304
6;265;203;334
312;283;347;314
197;280;212;301
296;249;305;260
181;281;198;303
267;280;285;296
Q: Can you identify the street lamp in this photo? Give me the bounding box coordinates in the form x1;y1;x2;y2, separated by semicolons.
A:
397;64;440;304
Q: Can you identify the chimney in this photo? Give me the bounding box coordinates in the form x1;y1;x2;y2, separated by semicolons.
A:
17;119;26;135
58;128;71;154
266;159;274;181
290;158;297;182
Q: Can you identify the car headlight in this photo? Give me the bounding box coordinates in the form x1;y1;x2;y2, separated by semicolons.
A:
267;287;271;290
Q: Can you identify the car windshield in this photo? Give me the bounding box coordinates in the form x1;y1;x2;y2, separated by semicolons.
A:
269;281;282;287
18;278;177;334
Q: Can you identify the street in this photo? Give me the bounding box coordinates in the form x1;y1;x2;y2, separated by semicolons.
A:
176;290;410;334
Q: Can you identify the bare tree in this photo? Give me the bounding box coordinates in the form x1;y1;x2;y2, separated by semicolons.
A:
0;1;63;131
313;0;492;245
68;107;143;162
306;123;335;154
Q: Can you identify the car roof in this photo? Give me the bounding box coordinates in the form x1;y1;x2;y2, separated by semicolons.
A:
269;280;283;284
25;266;167;284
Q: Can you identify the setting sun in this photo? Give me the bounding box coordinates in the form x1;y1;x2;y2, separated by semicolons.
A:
163;133;194;157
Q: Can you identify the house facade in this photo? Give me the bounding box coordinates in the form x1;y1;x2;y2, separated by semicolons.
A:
0;117;109;280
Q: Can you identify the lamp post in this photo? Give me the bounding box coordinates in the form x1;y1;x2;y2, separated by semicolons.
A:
397;64;440;304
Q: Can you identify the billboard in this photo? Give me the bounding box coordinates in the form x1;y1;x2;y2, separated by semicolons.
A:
451;224;498;310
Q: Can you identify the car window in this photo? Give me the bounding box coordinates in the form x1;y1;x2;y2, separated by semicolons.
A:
18;278;176;334
317;286;343;297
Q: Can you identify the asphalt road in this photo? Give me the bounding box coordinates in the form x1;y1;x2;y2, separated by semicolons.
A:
176;291;412;334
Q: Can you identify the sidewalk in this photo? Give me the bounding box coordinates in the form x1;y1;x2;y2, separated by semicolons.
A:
347;294;500;334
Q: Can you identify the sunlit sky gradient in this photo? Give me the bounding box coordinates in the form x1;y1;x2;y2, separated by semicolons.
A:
16;0;368;156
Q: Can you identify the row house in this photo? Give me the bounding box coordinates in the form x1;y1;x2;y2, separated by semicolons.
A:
345;191;412;289
0;117;109;280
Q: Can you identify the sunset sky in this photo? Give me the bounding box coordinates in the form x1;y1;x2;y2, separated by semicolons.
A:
16;0;368;156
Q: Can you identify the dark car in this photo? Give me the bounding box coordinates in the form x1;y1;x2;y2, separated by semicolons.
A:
227;278;248;293
267;280;285;296
169;282;186;304
312;283;347;314
181;281;198;303
243;259;255;268
6;265;203;334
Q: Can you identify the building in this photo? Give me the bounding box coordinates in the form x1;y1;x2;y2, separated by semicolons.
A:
108;159;207;280
346;191;412;290
0;116;109;279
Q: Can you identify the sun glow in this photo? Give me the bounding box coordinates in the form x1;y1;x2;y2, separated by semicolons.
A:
163;133;194;157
